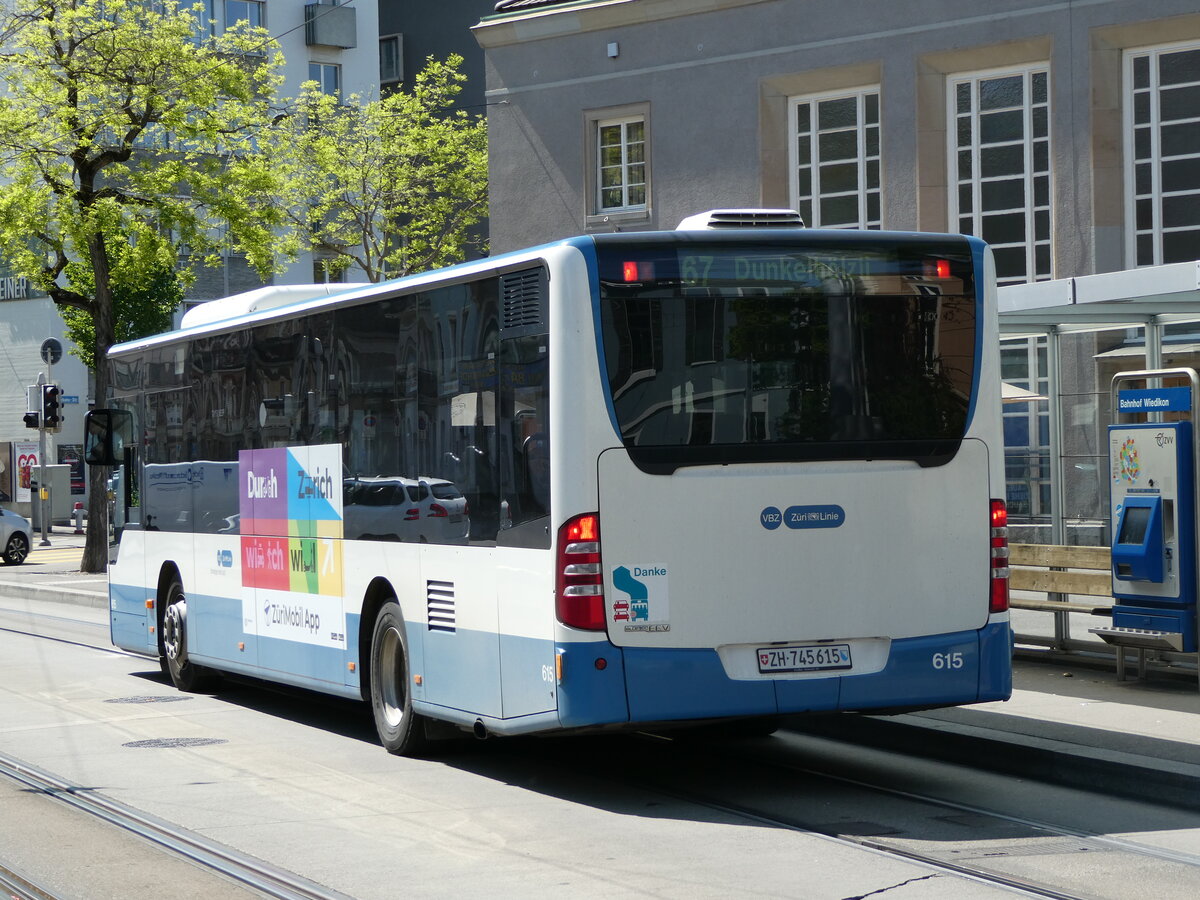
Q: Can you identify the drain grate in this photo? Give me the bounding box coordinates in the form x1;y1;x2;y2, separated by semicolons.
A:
122;738;227;749
105;696;193;704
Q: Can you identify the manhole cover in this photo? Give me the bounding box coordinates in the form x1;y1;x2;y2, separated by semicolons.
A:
106;696;193;704
122;738;227;749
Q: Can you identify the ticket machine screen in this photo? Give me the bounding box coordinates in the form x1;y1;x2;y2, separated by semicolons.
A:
1117;506;1151;545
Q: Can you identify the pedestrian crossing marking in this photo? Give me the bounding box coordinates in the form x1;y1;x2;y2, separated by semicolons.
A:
24;547;84;566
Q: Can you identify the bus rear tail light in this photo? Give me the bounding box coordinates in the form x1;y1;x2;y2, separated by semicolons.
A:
556;513;606;630
990;499;1010;614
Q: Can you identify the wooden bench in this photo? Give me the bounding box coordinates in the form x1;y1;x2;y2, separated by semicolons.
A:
1009;543;1200;687
1008;543;1114;617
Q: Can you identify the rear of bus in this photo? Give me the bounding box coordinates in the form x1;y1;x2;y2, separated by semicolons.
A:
551;229;1011;730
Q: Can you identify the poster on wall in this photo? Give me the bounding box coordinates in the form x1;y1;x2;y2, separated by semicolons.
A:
13;441;38;504
58;444;84;495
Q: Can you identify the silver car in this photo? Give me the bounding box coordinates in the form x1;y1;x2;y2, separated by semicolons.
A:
0;507;31;565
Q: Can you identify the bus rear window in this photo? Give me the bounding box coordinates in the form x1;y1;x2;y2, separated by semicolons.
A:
595;236;977;471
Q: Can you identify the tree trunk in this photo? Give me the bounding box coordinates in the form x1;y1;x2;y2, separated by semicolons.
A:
80;233;116;575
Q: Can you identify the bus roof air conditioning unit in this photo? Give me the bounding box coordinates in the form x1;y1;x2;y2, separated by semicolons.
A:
676;209;805;230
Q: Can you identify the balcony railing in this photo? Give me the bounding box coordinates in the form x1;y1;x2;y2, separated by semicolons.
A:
305;2;356;49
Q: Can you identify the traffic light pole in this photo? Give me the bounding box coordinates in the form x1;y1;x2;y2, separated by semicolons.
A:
36;372;49;547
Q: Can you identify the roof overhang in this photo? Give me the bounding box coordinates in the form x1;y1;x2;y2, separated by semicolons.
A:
474;0;765;47
999;261;1200;332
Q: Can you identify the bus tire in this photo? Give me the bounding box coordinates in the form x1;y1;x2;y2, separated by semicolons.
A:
162;578;220;693
370;601;429;756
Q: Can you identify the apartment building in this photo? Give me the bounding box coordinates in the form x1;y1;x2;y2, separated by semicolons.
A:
0;0;380;506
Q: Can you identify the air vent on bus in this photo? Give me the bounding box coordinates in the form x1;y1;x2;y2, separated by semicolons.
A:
500;267;547;337
427;580;456;633
676;209;805;230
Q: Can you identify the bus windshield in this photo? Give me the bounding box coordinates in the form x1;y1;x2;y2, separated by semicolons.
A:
596;235;977;470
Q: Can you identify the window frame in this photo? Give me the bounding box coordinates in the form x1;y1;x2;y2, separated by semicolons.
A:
596;117;646;213
308;61;341;100
787;85;882;230
1123;39;1200;268
947;63;1052;287
224;0;264;30
584;103;651;226
379;34;402;85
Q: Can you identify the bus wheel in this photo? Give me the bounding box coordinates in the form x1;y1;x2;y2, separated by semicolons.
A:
162;579;220;693
370;601;429;756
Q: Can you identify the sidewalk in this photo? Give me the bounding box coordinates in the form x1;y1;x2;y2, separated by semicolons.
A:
1;547;1197;807
0;528;108;608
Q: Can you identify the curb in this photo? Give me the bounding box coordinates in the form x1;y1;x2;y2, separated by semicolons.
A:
0;581;108;609
801;710;1200;811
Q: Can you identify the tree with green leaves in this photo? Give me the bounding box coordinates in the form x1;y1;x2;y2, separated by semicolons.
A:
281;54;488;283
58;233;183;370
0;0;297;572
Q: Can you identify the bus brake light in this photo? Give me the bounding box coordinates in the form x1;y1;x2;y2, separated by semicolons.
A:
937;259;951;279
621;261;653;283
990;499;1009;614
556;513;605;630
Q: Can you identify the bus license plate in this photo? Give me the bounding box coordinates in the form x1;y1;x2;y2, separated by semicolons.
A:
757;644;852;674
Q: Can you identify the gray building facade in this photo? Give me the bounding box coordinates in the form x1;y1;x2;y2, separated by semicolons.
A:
477;0;1200;282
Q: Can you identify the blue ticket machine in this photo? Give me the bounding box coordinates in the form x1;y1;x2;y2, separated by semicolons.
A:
1108;420;1197;650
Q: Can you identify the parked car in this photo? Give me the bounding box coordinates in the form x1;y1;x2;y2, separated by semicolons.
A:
342;476;470;544
343;477;423;542
0;507;32;565
419;477;470;545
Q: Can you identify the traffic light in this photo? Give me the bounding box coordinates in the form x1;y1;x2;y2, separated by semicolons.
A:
41;384;62;431
23;410;39;429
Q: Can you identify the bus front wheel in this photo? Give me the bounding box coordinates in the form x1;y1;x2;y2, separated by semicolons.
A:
369;601;429;756
162;579;220;693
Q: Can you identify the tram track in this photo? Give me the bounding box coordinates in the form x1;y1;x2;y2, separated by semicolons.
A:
5;608;1200;898
602;727;1200;900
0;860;56;900
0;751;350;900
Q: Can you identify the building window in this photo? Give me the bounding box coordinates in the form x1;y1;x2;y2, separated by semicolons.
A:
309;62;340;99
949;66;1051;286
788;87;880;229
1126;42;1200;267
224;0;263;29
597;117;646;212
1001;336;1050;521
380;34;402;84
313;258;345;283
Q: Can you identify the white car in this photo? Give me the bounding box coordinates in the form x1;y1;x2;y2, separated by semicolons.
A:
418;478;470;545
343;477;422;543
342;476;470;545
0;508;32;565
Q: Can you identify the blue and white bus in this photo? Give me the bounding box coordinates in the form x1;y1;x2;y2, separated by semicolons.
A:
86;214;1012;755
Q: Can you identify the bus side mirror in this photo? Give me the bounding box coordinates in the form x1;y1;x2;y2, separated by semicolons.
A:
84;409;132;466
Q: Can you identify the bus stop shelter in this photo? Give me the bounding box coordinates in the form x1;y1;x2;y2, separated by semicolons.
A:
999;261;1200;662
999;260;1200;547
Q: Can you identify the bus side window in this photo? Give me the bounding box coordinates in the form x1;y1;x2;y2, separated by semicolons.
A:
498;335;550;549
